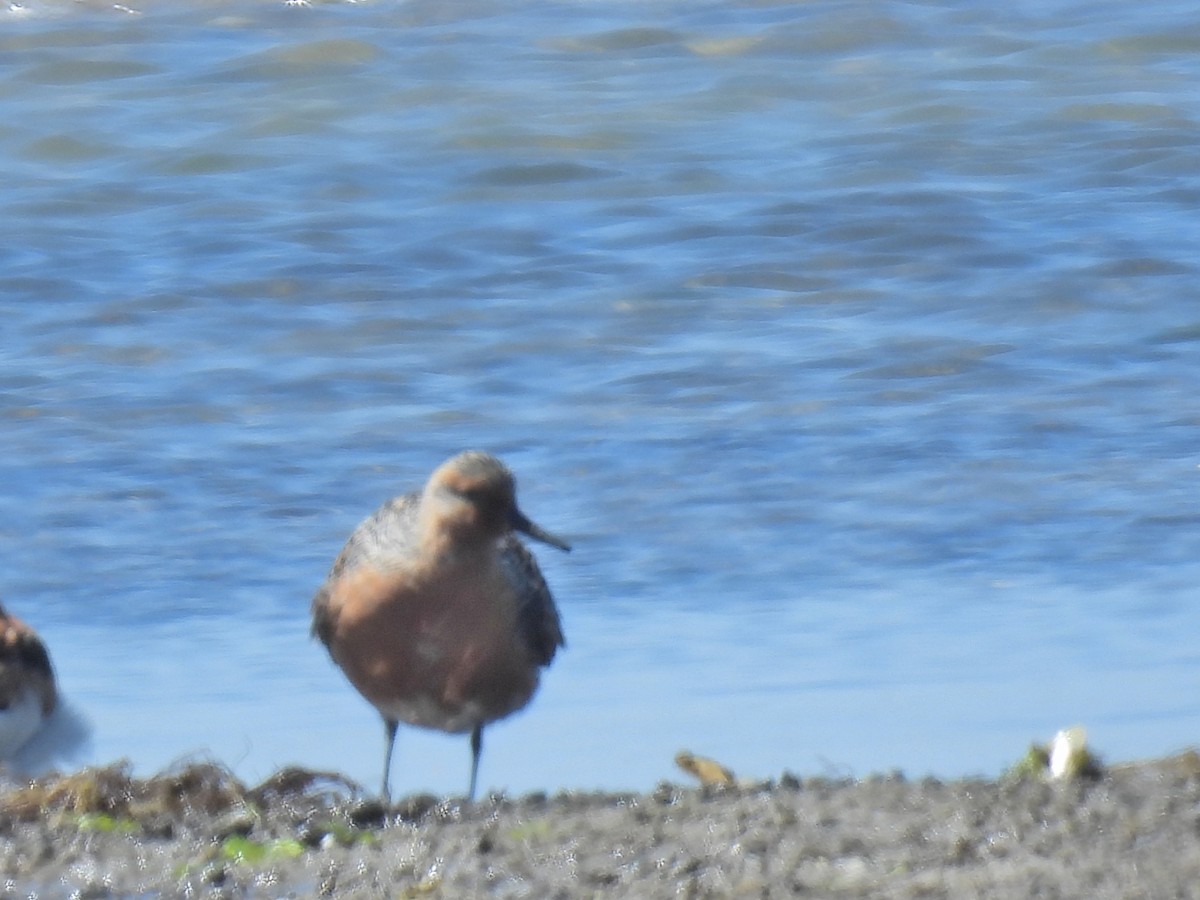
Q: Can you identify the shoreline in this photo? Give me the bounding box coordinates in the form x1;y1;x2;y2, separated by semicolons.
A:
0;750;1197;897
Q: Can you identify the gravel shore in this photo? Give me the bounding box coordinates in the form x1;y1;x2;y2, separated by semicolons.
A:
0;751;1197;898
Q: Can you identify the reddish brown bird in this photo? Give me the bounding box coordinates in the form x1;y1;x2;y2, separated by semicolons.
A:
0;601;57;759
312;451;569;800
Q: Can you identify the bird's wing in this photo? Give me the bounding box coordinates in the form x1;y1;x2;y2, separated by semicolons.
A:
500;536;565;667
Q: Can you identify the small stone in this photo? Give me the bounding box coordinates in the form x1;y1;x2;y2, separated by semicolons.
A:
348;798;387;828
651;782;677;805
395;793;439;823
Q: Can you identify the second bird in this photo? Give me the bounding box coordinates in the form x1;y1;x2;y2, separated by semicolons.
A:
312;450;570;800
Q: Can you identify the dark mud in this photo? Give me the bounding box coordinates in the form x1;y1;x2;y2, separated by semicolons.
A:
0;752;1197;898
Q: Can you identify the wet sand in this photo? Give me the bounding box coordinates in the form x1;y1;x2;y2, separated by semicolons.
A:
0;752;1197;898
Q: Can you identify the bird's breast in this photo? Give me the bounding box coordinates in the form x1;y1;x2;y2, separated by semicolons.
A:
324;561;540;732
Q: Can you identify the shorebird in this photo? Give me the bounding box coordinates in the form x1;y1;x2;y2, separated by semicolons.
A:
0;601;57;759
312;451;569;800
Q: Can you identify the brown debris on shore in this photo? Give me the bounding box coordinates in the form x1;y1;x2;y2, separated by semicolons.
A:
0;751;1197;897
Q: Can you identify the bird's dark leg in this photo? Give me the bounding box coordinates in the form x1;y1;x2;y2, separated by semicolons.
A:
381;718;398;801
468;724;483;801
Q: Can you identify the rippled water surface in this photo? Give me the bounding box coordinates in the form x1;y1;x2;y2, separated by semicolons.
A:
2;0;1199;794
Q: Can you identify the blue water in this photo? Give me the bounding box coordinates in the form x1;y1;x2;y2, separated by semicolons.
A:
1;0;1199;795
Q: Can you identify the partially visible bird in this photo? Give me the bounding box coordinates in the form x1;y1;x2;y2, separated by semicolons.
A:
0;600;57;760
312;451;570;800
